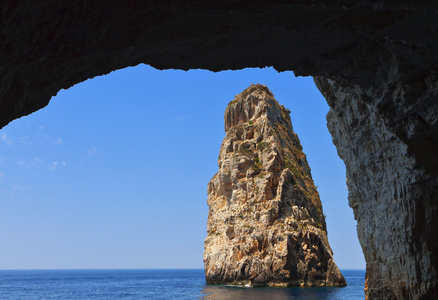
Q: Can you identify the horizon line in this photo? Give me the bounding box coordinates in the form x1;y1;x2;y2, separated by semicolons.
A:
0;268;366;271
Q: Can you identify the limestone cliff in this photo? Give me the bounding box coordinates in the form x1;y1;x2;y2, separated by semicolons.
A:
315;73;438;299
204;84;346;287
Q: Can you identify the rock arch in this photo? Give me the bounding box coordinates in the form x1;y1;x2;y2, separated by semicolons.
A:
1;2;437;299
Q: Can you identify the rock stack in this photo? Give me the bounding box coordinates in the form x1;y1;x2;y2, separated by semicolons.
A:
204;84;346;287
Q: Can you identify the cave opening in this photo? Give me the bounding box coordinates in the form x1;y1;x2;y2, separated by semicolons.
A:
0;65;364;270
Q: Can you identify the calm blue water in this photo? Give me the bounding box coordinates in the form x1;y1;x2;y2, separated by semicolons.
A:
0;269;365;299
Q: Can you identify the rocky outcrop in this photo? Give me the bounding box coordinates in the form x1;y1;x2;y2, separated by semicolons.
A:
204;84;346;287
1;2;438;298
315;71;438;299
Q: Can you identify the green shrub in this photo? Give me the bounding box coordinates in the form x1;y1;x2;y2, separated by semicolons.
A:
239;147;253;156
228;99;238;105
257;141;270;152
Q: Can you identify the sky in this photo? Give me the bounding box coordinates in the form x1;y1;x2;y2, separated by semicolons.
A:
0;65;365;270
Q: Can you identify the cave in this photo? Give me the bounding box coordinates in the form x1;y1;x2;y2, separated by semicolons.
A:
1;2;437;299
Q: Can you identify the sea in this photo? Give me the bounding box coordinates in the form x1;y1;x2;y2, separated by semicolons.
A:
0;269;365;299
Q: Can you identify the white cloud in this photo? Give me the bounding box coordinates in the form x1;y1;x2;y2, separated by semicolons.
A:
53;137;63;145
87;146;98;157
0;133;13;146
49;161;58;171
16;157;43;169
48;160;67;171
12;184;30;191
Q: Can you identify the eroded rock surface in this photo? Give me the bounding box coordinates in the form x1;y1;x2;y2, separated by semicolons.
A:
315;74;438;299
204;84;345;287
1;2;438;298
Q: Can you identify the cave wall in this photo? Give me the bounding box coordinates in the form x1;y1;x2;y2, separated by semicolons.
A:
315;74;438;299
1;1;437;298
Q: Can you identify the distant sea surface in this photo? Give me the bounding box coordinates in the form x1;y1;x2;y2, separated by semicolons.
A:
0;269;365;299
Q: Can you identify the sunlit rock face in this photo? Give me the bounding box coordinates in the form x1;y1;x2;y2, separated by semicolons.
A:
1;2;438;298
204;84;346;287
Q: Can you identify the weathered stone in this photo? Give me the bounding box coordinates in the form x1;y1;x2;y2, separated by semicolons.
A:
1;2;438;298
315;73;438;299
204;84;346;287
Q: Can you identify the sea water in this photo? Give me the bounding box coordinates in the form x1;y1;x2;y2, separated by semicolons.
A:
0;269;365;299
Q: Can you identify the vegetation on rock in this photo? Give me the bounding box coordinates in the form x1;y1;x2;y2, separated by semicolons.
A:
204;84;345;287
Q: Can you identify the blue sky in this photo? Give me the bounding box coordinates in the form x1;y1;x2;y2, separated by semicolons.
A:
0;65;365;270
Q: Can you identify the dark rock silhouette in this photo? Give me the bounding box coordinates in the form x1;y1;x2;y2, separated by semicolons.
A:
1;2;437;298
